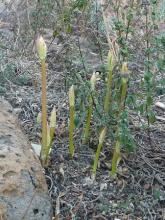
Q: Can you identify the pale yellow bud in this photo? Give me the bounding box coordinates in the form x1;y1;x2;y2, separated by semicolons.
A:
47;123;51;147
36;36;47;60
121;62;128;73
36;112;42;124
121;62;129;82
90;72;97;91
107;51;115;71
69;85;75;107
99;127;107;144
50;106;56;128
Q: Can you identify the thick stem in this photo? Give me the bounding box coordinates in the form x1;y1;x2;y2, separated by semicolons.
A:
111;140;121;175
93;142;103;176
93;127;107;177
40;59;47;165
69;106;75;157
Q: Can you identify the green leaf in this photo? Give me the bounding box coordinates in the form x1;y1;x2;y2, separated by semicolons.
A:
74;114;80;127
53;30;60;38
138;104;145;114
144;71;152;82
147;96;153;106
148;112;156;124
66;24;73;34
153;189;161;200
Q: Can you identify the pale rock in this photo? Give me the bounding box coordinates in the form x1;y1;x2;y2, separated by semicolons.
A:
0;99;52;220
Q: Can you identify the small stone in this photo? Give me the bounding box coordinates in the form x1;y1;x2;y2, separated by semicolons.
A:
100;183;107;191
122;167;128;174
13;108;22;115
31;143;41;157
155;101;165;110
117;180;123;187
83;176;94;186
144;183;150;190
113;203;118;208
130;202;134;209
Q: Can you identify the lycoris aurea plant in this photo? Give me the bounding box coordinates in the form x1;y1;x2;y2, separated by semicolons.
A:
36;36;56;166
36;36;132;177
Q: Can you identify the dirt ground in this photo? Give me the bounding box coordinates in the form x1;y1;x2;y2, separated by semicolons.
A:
1;1;165;219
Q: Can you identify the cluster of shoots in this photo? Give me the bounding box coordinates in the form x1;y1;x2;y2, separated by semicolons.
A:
85;52;130;177
36;36;56;166
36;37;130;177
83;72;97;144
92;51;115;177
111;62;129;176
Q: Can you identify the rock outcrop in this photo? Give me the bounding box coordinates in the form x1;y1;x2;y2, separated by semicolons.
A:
0;99;52;220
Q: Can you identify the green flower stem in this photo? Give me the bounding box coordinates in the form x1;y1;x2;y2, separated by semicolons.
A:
83;95;93;144
93;127;107;177
45;124;51;159
110;79;127;174
50;107;56;145
93;142;103;177
69;105;75;157
104;53;114;113
111;139;121;176
50;127;55;144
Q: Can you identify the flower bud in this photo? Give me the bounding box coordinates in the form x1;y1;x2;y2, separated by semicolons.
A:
121;62;128;74
36;112;42;124
107;51;115;71
121;62;129;80
99;127;107;144
69;85;75;107
36;36;47;60
90;72;97;91
50;106;56;128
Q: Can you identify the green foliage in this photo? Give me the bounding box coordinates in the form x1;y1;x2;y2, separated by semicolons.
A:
119;110;135;152
113;1;135;61
61;0;165;177
0;64;31;87
73;0;88;10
